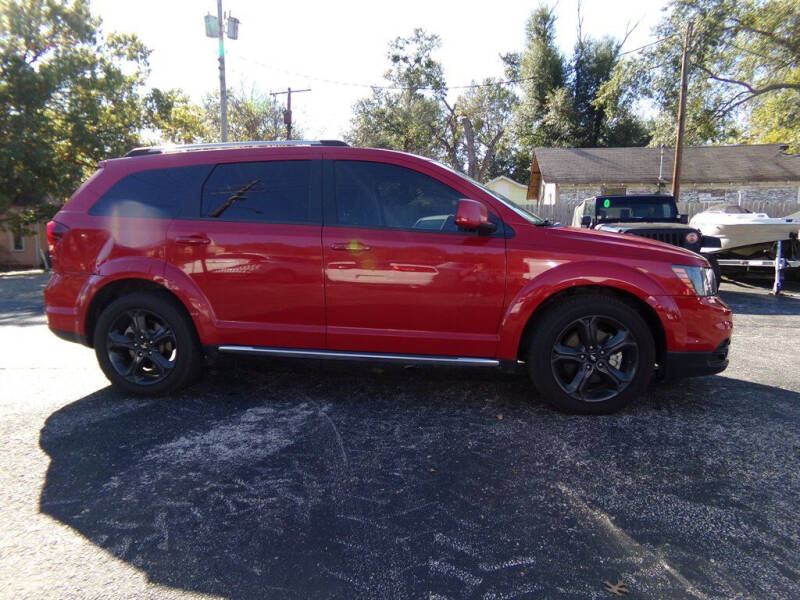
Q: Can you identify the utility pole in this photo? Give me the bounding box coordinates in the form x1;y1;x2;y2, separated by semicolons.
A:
205;4;239;142
671;20;693;202
217;0;227;142
270;87;311;139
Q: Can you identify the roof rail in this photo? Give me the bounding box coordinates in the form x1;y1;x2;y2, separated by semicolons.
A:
123;139;349;157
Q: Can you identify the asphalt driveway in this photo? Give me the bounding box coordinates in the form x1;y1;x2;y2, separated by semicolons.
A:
0;271;798;599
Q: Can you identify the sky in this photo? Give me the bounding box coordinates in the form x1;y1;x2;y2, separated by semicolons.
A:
90;0;669;140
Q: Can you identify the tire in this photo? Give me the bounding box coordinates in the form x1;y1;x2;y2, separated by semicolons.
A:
93;292;202;396
527;294;655;415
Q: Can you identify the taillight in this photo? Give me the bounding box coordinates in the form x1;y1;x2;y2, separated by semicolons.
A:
46;220;69;267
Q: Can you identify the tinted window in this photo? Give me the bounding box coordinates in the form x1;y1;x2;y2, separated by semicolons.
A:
596;197;678;220
202;161;313;223
334;161;464;231
90;165;212;219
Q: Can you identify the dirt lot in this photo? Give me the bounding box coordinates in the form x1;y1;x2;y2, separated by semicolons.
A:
0;271;798;600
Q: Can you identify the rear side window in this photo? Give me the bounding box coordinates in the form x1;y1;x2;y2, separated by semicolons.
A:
90;165;211;219
201;160;314;223
334;161;464;231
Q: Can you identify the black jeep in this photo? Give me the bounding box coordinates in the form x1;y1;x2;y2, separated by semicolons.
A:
572;194;721;280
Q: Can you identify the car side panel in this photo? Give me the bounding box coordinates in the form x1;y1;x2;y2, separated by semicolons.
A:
319;153;508;357
165;220;325;348
163;154;325;349
323;226;506;357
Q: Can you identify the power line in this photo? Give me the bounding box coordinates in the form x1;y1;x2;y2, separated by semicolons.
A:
619;34;676;56
229;53;534;92
229;33;675;93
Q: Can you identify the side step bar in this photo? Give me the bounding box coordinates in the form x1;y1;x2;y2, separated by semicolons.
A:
217;346;500;367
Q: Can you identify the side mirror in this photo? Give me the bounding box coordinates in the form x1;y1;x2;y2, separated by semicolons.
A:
679;214;689;224
580;215;592;228
456;199;495;234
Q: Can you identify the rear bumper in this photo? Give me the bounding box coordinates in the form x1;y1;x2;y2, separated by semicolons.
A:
44;271;92;342
51;328;90;346
664;338;730;379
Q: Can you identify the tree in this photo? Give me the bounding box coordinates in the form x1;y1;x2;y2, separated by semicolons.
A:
512;4;649;157
512;6;567;150
0;0;154;224
746;89;800;151
202;86;299;142
347;29;446;158
454;80;517;181
598;0;800;148
572;33;649;148
146;88;212;144
348;29;519;181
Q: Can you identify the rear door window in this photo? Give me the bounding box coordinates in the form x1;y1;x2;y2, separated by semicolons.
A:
90;165;212;219
201;160;318;223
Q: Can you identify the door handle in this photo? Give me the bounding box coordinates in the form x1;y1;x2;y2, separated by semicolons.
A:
330;241;371;252
175;235;211;246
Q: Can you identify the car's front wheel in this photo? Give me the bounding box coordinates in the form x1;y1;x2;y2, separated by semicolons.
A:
527;294;655;414
93;292;202;395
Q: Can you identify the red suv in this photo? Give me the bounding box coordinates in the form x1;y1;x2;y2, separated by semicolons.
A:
44;141;732;413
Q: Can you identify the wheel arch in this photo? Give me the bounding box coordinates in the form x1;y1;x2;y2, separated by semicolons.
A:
513;285;668;369
84;278;196;348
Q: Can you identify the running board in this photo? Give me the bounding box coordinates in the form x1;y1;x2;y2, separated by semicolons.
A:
217;346;500;367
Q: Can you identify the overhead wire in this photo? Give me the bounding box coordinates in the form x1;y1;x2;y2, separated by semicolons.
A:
228;53;534;91
227;34;672;93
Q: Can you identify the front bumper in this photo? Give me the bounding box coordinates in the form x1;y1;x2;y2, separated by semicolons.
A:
664;338;730;379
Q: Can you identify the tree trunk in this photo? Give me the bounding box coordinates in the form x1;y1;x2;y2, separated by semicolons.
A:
462;117;478;179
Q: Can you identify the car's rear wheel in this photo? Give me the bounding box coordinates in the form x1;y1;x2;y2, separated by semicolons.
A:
93;292;201;395
527;295;655;414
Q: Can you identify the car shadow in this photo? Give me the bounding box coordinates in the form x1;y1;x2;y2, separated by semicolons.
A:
38;359;800;600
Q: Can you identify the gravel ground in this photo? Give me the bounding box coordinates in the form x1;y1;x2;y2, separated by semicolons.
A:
0;271;798;600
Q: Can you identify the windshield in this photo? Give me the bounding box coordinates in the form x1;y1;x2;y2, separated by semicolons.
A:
427;159;547;225
596;197;678;221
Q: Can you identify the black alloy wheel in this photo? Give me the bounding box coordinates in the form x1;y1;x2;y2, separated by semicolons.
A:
106;309;178;385
94;292;202;395
527;294;655;414
550;315;638;403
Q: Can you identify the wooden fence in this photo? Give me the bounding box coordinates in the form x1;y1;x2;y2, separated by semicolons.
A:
517;199;800;226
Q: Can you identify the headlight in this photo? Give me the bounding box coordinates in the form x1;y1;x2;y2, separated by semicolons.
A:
672;265;717;296
685;232;700;245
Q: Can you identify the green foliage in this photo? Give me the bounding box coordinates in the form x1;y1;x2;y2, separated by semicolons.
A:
600;0;800;147
146;88;212;144
573;37;649;147
202;86;299;142
512;4;649;157
347;29;446;157
746;89;800;152
0;0;153;223
348;29;518;181
513;6;567;149
455;80;517;180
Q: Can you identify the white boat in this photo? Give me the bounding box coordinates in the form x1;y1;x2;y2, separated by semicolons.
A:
690;204;799;253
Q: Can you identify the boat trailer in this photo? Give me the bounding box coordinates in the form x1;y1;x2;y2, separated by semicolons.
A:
712;237;800;295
